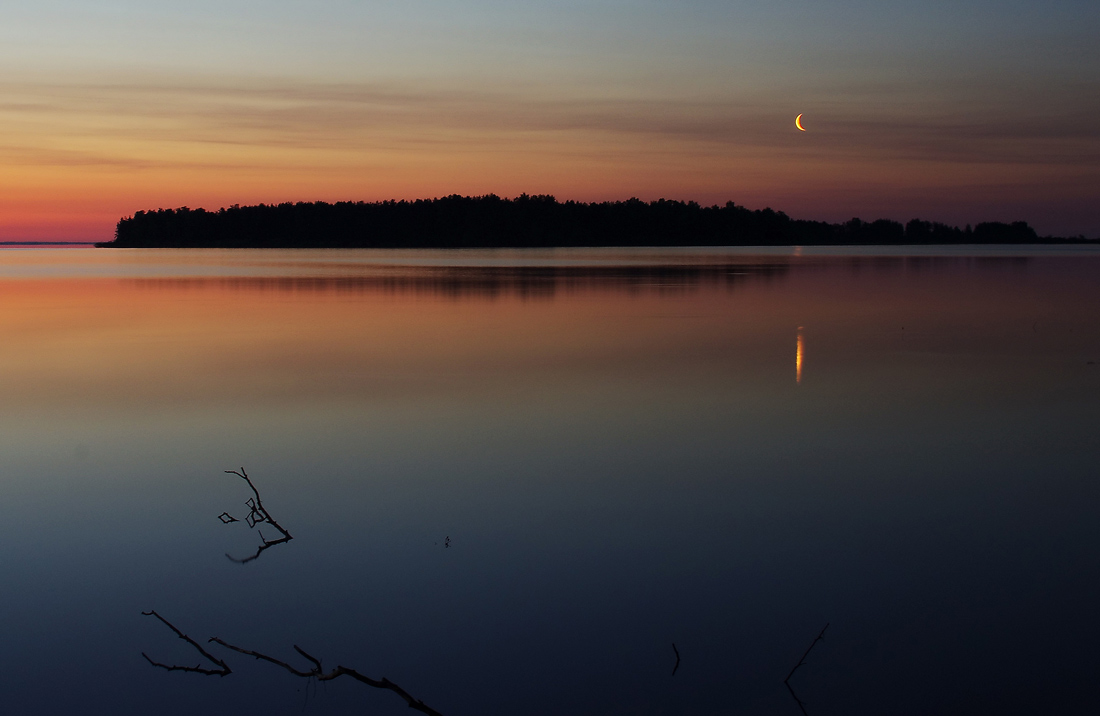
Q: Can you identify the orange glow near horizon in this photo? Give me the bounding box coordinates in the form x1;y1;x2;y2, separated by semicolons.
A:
1;75;1097;240
5;153;1092;241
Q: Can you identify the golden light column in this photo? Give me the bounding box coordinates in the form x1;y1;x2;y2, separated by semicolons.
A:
796;326;804;384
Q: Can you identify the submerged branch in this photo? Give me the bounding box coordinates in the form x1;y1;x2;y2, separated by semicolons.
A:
221;467;293;563
212;636;443;715
141;612;442;715
140;610;231;676
784;623;829;716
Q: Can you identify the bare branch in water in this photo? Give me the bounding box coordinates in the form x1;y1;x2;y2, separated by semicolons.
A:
140;610;231;676
784;623;829;716
221;467;293;563
141;612;442;715
211;637;443;715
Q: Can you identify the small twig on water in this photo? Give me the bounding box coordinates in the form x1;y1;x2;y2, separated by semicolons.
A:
220;467;293;563
784;623;829;716
141;612;443;716
671;643;681;676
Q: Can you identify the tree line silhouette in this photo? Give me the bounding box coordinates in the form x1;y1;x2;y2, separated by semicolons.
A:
99;195;1090;248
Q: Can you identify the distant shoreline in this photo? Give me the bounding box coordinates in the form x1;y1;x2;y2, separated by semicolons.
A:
96;196;1097;249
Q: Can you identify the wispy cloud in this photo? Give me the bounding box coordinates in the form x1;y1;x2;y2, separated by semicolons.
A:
2;75;1097;170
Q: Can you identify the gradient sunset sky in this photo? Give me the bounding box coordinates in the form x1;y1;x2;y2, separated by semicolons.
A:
2;0;1098;240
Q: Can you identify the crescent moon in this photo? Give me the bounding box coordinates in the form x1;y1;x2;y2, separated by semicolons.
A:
795;113;806;131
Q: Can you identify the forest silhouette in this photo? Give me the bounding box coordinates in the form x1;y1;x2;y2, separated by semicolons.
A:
100;195;1089;248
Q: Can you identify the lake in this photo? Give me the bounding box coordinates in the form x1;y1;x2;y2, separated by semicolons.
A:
1;246;1098;715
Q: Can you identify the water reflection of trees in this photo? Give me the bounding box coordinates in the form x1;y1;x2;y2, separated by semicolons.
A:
839;255;1029;277
126;262;795;300
124;255;1033;300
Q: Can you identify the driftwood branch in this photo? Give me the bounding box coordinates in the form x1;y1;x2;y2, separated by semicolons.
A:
784;623;829;716
209;637;442;715
141;612;443;716
221;468;293;563
141;610;231;676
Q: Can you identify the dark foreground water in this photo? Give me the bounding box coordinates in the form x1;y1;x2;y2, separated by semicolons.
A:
0;246;1098;715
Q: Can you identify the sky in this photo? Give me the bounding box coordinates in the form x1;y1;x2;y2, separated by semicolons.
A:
1;0;1098;240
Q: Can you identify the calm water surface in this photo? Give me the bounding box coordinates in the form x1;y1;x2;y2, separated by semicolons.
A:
1;246;1098;715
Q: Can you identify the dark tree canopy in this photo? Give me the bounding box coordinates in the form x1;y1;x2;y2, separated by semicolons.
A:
99;195;1085;248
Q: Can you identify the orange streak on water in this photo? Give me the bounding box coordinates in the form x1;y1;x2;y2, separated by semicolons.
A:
796;327;804;384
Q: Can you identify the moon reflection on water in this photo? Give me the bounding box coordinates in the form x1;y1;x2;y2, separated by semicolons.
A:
796;326;804;383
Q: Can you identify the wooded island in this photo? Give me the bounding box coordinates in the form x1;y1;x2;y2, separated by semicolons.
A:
98;195;1087;248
